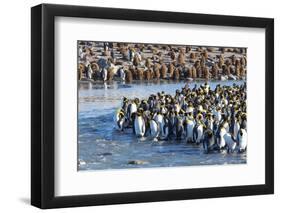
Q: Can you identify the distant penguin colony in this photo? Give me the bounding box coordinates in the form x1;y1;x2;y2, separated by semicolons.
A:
78;41;247;83
114;82;247;154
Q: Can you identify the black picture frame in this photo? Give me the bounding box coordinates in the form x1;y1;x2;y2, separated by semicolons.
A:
31;3;274;209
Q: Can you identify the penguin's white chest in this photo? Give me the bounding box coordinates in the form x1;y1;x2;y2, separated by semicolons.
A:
186;120;195;139
130;103;137;114
175;104;181;113
187;107;194;113
155;115;164;132
238;130;247;150
114;110;124;130
134;116;145;137
219;129;227;148
224;133;236;151
149;120;159;138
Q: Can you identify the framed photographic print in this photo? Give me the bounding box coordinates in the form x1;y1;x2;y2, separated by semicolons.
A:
31;3;274;209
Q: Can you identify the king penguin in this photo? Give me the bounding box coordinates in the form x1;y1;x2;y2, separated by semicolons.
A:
134;111;146;137
202;129;216;153
237;128;247;152
185;112;195;143
114;108;127;131
193;114;204;144
149;118;160;140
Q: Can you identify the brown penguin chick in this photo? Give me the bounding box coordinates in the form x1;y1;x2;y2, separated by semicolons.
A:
91;62;100;80
225;59;231;66
149;68;155;79
231;55;236;65
211;63;219;79
218;55;224;68
200;56;206;68
107;67;115;81
121;48;129;60
173;68;180;80
154;69;160;80
78;63;85;80
196;47;202;52
145;58;152;68
154;63;161;79
91;62;99;71
196;67;202;78
240;66;246;77
229;65;235;75
168;62;175;79
240;56;247;67
191;66;197;78
129;66;137;80
235;59;241;67
187;67;192;78
133;55;140;66
125;70;133;83
178;53;186;66
194;60;201;70
179;48;186;54
190;52;196;60
235;66;241;78
203;66;210;80
84;48;91;56
136;68;144;80
224;65;231;76
160;63;168;79
143;69;151;81
202;49;208;58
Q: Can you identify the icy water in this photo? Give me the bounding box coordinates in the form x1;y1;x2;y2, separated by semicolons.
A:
78;80;246;171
